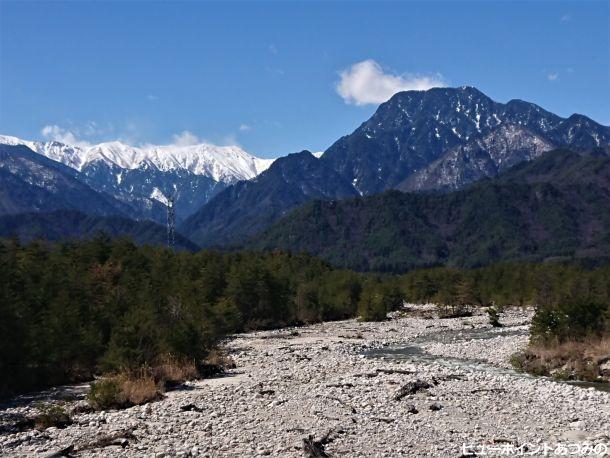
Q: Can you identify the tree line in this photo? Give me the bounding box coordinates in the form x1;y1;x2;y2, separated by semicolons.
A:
1;237;608;397
400;263;610;342
0;237;401;397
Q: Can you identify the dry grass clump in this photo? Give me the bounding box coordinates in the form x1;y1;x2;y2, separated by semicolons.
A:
120;372;160;405
88;351;237;410
152;354;199;388
87;371;162;410
512;336;610;382
204;349;236;370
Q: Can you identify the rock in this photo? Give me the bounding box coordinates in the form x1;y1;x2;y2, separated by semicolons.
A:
569;420;586;430
599;359;610;377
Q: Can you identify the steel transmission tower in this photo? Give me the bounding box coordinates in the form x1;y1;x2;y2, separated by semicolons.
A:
166;196;176;249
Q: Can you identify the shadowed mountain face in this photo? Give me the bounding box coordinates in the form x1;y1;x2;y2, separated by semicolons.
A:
0;144;133;217
248;149;610;272
180;151;358;247
183;87;610;247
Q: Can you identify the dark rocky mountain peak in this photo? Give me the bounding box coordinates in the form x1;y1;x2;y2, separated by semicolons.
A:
183;86;610;248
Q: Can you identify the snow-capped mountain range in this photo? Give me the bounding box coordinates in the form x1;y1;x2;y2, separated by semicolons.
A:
0;135;273;182
0;135;275;222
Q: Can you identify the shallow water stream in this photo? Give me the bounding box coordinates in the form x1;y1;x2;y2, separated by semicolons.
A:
365;325;610;393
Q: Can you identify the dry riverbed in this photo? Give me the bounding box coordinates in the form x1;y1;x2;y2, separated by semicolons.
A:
2;307;610;457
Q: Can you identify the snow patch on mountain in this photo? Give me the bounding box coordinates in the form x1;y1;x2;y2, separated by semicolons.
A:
150;187;169;206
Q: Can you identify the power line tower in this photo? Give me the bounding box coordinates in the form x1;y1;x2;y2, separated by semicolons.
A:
166;196;176;250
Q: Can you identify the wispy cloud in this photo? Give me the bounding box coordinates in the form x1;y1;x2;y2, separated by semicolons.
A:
560;13;571;23
336;59;446;106
268;44;278;55
41;125;87;147
547;73;559;81
41;121;117;147
147;94;159;101
171;130;200;146
39;124;245;149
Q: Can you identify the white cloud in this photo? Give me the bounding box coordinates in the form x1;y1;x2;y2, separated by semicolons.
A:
268;44;278;55
560;13;571;23
336;59;446;106
171;130;200;146
547;73;559;81
41;125;91;148
239;123;252;132
147;94;159;101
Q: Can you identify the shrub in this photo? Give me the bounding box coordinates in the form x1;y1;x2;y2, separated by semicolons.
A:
487;307;502;327
435;302;472;319
358;290;388;322
88;376;126;410
32;403;72;430
531;297;608;344
358;280;401;322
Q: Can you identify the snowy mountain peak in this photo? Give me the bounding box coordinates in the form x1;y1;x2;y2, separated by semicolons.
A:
0;135;274;183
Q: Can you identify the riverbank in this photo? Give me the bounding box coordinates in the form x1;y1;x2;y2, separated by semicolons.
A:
1;307;609;457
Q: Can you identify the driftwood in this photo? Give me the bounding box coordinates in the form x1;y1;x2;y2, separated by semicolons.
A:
324;383;354;389
43;445;75;458
42;428;135;458
375;368;414;375
372;417;395;423
303;430;334;458
470;388;507;394
79;428;136;450
394;380;432;401
354;368;415;378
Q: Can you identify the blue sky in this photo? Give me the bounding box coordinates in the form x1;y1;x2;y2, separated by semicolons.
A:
1;1;608;158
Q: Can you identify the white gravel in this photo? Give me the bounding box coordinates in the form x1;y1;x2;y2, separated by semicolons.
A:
1;307;609;457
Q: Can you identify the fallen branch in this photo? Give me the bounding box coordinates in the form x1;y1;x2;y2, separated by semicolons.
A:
324;383;354;389
470;388;507;394
372;417;395;423
394;380;432;401
180;403;204;412
354;368;415;378
75;427;137;453
375;368;415;375
43;445;75;458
